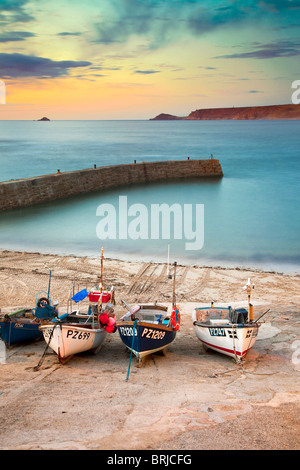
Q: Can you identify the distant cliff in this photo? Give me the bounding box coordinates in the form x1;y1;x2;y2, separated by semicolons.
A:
151;104;300;120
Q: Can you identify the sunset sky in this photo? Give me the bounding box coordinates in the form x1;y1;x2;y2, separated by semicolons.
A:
0;0;300;119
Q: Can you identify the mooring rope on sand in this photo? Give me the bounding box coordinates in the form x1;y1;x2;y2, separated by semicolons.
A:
33;323;58;371
126;319;138;381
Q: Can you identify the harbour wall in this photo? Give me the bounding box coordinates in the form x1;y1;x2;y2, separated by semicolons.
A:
0;159;223;211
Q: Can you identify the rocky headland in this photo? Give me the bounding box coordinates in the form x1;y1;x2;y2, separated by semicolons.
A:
151;104;300;120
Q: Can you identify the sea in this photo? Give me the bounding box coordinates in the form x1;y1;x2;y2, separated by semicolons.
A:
0;119;299;274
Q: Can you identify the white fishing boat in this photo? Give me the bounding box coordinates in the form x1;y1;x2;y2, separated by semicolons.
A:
192;279;266;362
40;313;107;363
39;247;117;364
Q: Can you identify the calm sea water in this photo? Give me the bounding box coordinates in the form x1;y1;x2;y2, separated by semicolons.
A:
0;120;299;274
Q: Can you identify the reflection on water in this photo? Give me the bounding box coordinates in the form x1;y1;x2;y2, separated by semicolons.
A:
0;120;299;273
0;339;6;364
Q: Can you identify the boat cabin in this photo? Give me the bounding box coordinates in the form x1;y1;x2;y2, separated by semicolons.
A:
123;304;169;324
194;306;249;325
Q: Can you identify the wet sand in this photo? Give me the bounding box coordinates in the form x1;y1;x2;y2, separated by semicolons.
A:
0;250;299;450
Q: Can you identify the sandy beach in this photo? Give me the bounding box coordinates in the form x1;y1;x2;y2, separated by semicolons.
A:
0;250;299;450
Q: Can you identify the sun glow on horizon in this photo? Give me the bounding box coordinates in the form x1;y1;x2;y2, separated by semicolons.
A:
0;0;299;119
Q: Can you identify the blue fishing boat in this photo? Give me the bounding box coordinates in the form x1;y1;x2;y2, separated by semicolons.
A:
0;271;59;346
117;304;178;363
0;298;59;347
0;309;43;346
117;263;180;367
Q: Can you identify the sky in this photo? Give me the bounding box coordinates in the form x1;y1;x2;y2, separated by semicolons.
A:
0;0;300;119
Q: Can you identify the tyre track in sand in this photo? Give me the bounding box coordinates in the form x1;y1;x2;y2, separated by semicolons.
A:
181;267;212;301
126;264;190;303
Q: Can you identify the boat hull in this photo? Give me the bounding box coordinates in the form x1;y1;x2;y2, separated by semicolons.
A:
0;319;42;346
40;323;107;362
117;321;176;360
193;322;260;360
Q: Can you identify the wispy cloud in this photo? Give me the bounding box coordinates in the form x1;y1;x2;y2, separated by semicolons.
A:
134;70;160;74
88;0;300;53
215;40;300;59
91;0;192;49
188;3;249;35
258;1;300;12
2;0;300;54
0;31;35;42
57;32;83;37
0;53;92;79
0;0;34;24
89;66;121;71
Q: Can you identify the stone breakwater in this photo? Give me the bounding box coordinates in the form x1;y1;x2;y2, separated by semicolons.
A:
0;159;223;211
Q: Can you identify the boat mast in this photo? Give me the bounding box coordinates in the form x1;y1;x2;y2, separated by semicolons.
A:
244;278;254;322
172;261;177;308
167;244;172;279
47;270;52;299
99;247;104;293
95;247;104;327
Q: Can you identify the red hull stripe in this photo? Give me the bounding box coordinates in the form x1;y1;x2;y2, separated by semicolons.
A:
201;339;250;357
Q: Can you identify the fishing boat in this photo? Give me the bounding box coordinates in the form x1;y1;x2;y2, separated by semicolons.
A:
39;313;108;363
117;262;180;366
39;247;117;363
0;308;44;346
192;279;265;362
0;271;60;346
